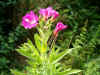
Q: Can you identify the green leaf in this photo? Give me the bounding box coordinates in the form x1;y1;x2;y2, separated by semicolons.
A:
16;39;39;59
11;69;26;75
50;48;72;64
65;69;82;75
56;69;81;75
34;34;42;53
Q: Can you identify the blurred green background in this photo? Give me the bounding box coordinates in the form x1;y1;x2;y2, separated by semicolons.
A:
0;0;100;75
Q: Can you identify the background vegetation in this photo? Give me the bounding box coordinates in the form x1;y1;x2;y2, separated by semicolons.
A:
0;0;100;75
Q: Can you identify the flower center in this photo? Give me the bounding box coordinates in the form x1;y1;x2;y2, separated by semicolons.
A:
30;20;36;24
25;18;30;22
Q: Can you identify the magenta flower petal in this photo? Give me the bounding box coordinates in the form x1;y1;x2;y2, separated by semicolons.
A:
46;6;53;17
51;10;59;19
39;8;48;17
21;10;39;29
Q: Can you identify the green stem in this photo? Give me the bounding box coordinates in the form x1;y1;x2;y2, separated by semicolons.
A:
48;35;57;55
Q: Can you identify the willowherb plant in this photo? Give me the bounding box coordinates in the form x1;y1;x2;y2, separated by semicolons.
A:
11;6;81;75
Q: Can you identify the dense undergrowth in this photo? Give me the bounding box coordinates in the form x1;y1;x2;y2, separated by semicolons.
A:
0;0;100;75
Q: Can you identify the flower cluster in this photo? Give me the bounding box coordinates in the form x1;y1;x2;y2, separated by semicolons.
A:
39;7;59;20
21;7;68;35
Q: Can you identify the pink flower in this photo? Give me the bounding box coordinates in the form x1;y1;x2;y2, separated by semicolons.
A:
53;22;68;37
21;11;39;29
39;7;59;20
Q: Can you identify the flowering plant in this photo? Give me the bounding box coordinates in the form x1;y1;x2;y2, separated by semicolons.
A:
11;7;81;75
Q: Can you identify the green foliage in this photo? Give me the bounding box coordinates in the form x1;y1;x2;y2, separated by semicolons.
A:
11;38;81;75
55;0;100;74
0;25;27;73
0;0;27;74
84;57;100;75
